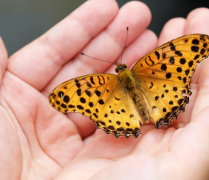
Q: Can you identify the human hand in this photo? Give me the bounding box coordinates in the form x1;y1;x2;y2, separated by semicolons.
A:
1;0;209;179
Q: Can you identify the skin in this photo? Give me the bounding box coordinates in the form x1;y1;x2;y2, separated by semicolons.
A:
0;0;209;179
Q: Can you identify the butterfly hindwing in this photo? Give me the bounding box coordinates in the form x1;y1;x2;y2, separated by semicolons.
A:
131;34;209;127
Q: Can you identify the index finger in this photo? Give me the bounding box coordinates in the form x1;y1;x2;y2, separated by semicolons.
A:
7;0;118;90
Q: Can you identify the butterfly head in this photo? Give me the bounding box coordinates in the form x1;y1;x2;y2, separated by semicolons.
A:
115;62;127;73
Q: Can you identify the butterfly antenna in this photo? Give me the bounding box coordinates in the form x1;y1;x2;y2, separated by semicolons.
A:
80;53;116;65
120;27;129;64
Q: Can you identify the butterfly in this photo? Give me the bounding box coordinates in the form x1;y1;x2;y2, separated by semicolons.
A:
49;34;209;138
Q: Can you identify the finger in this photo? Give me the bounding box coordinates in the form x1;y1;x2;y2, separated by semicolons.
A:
183;8;209;123
184;8;209;85
184;8;209;35
7;0;118;91
192;61;209;121
158;17;186;45
0;37;8;84
44;1;152;95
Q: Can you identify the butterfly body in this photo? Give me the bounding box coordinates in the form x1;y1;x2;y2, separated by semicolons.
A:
49;34;209;138
116;63;149;122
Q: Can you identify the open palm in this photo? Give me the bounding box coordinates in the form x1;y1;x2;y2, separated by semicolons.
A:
1;1;209;179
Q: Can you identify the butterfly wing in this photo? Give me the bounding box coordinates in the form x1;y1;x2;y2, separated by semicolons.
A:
49;74;142;138
131;34;209;127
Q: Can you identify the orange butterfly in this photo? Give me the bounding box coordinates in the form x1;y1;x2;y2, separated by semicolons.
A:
49;34;209;138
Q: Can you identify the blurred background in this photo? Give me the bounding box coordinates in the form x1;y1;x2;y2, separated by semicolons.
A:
0;0;208;55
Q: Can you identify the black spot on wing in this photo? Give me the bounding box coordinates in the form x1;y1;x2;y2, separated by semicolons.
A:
177;67;182;73
145;56;154;66
166;73;171;79
175;51;183;56
173;87;177;91
63;96;70;103
169;101;173;105
180;58;186;64
115;97;121;101
185;69;190;75
76;83;81;88
116;121;121;125
130;114;134;118
87;82;92;88
77;89;81;96
93;113;98;118
194;55;200;60
95;90;101;97
162;52;166;58
191;46;199;52
108;126;114;130
86;109;91;113
203;43;208;48
77;105;84;110
148;56;154;65
170;43;176;51
97;76;105;85
161;64;167;71
85;90;91;97
169;57;175;64
188;61;193;67
90;76;95;85
192;39;199;45
89;102;94;107
80;97;86;103
98;99;104;105
149;82;153;89
155;96;159;101
200;48;205;54
58;91;64;98
155;51;160;60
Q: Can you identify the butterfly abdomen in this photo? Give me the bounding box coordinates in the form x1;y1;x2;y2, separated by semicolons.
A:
131;92;149;122
118;68;149;123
